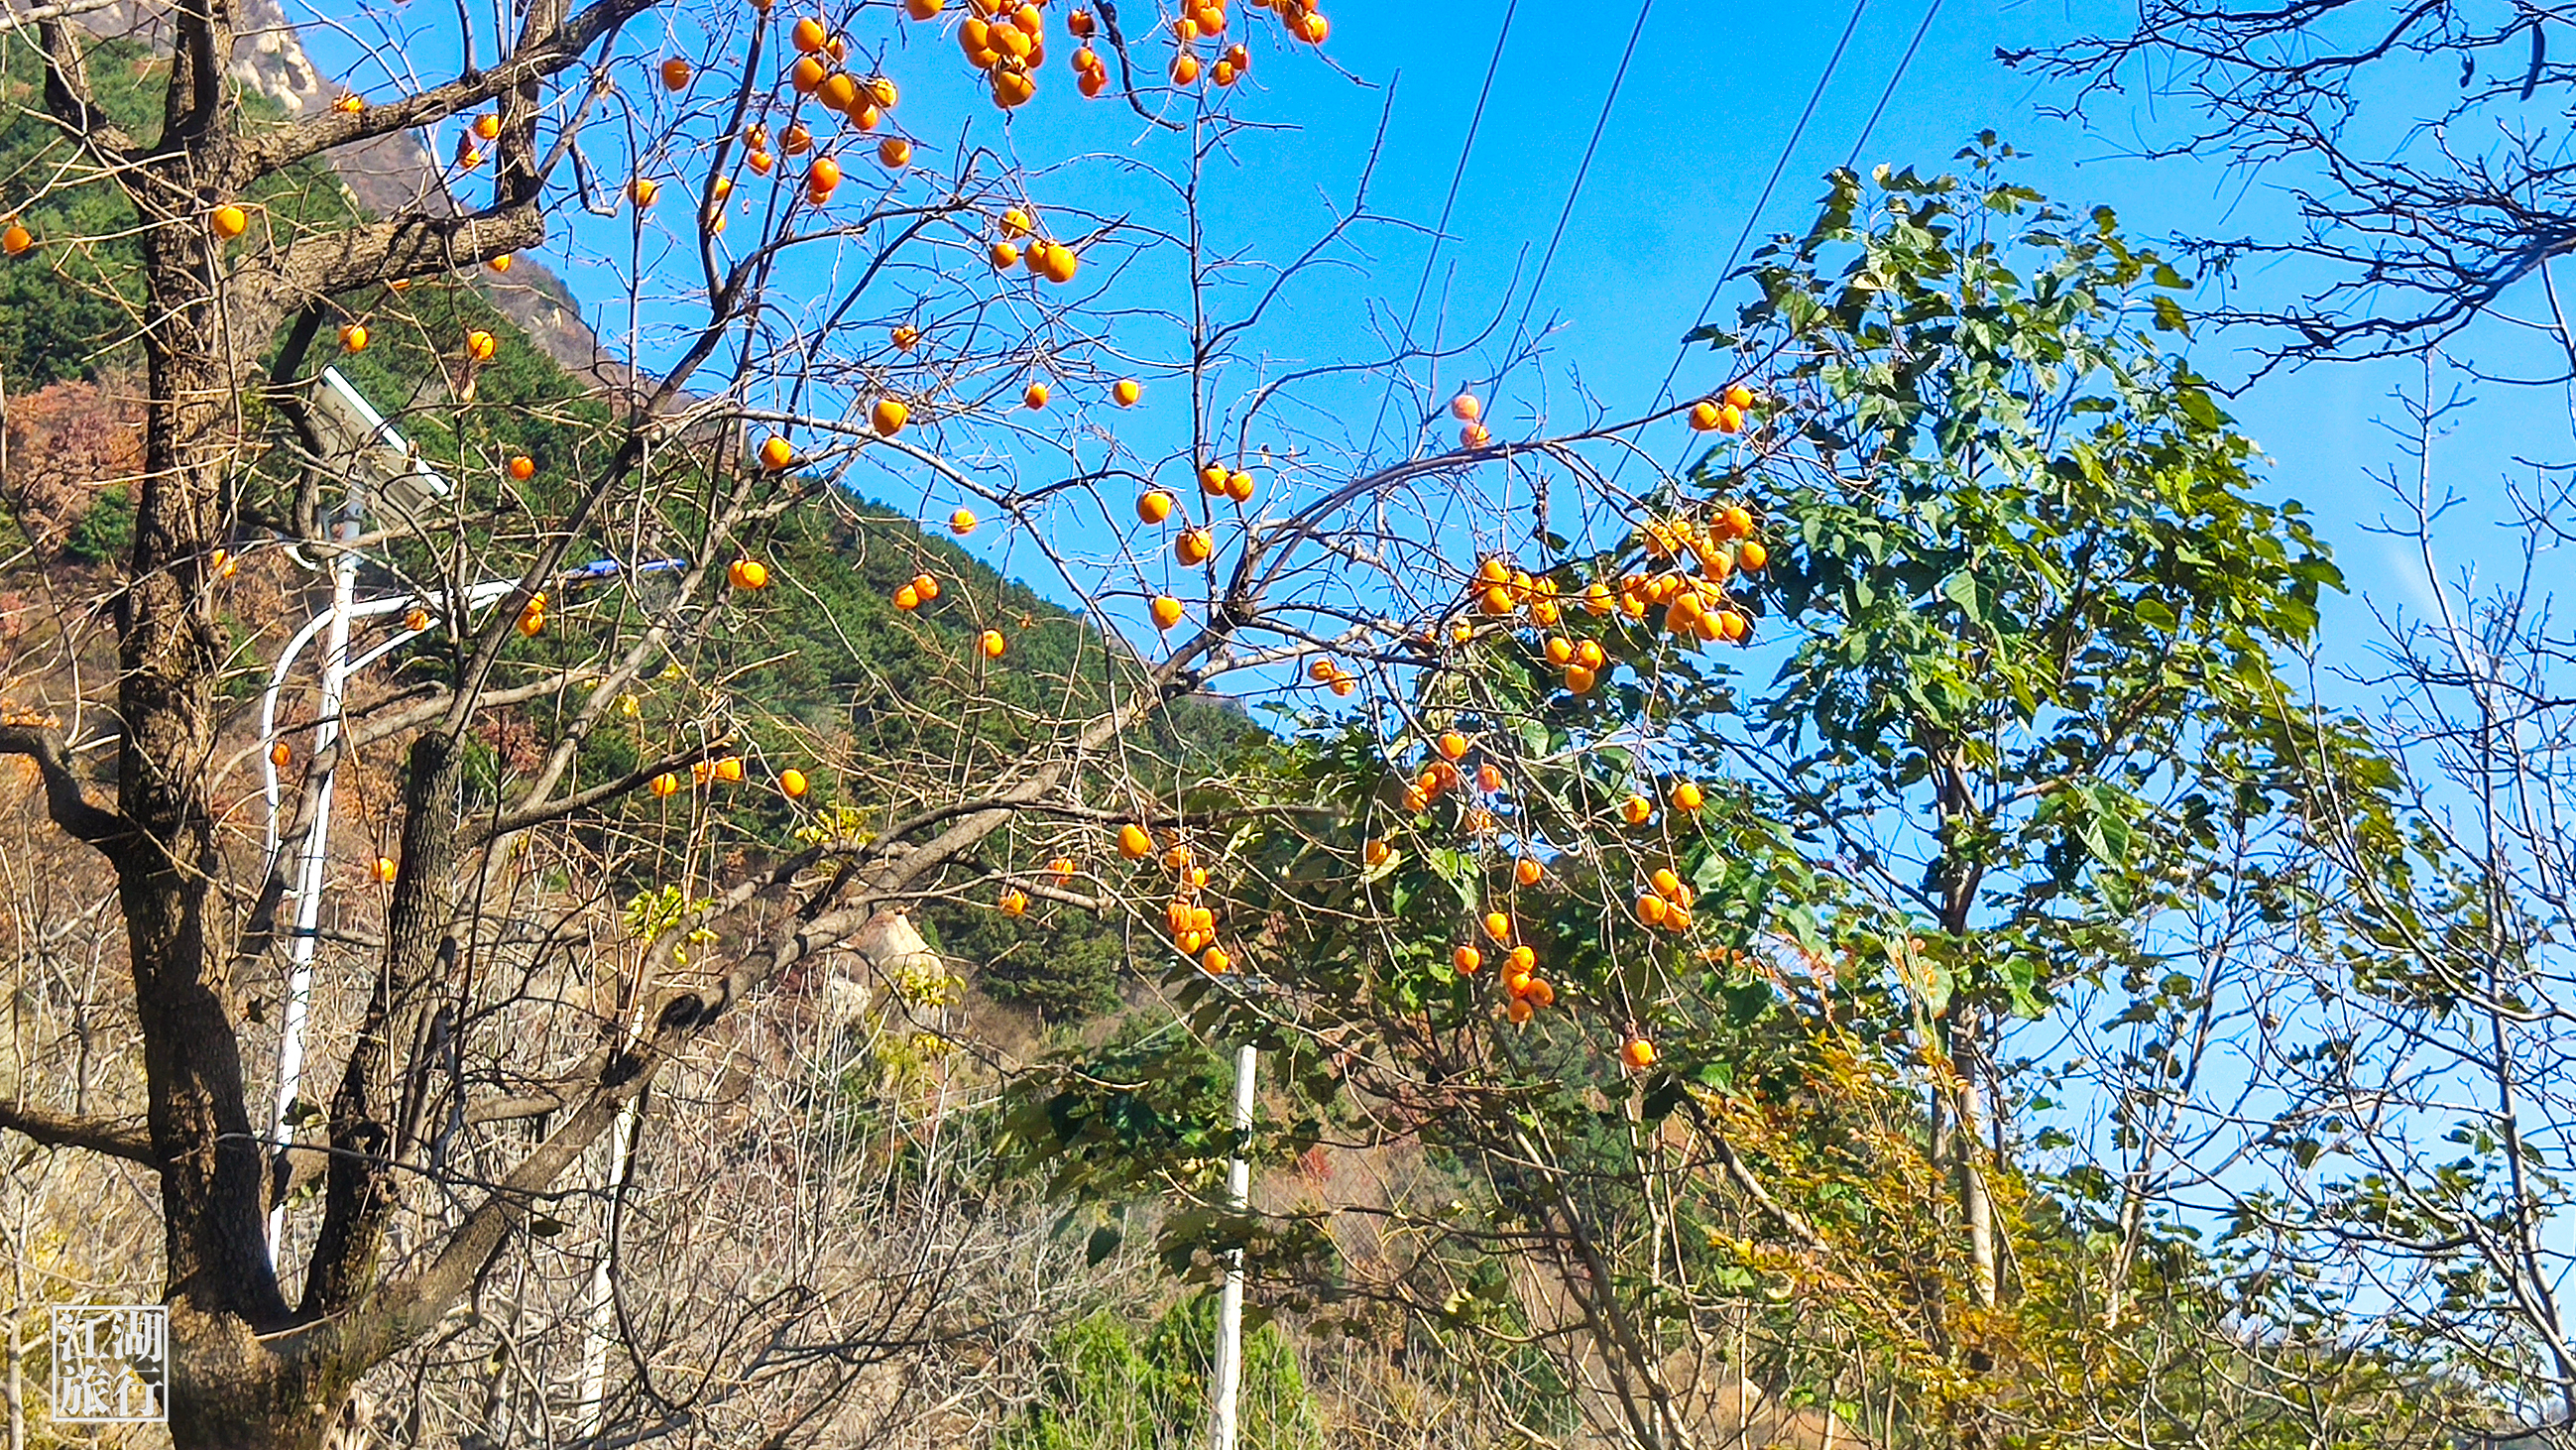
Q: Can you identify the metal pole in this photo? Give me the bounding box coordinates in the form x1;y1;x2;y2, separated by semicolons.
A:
259;560;676;855
574;912;683;1438
255;561;665;1268
1210;1041;1255;1450
260;366;459;1269
258;587;491;893
267;501;361;1267
573;1095;641;1436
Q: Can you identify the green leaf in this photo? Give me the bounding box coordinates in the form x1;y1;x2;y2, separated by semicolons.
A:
2069;780;2134;869
1938;570;1984;625
1087;1224;1123;1266
1642;1073;1686;1123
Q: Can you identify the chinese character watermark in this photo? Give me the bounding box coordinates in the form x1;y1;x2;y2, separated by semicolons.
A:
49;1303;167;1423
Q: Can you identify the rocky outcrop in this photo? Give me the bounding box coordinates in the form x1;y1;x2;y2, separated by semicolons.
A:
75;0;644;397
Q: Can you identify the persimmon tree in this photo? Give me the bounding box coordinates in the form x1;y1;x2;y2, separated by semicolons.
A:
0;0;1765;1443
1004;159;2452;1450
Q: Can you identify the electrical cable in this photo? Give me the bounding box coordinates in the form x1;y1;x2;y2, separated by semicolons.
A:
1403;0;1520;339
1366;0;1521;453
1846;0;1944;172
1633;0;1875;440
1515;0;1658;333
1458;0;1657;438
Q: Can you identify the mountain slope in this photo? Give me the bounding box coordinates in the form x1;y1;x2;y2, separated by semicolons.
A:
0;25;1259;1023
61;0;640;391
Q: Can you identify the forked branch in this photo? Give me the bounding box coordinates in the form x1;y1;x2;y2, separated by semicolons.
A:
0;720;124;851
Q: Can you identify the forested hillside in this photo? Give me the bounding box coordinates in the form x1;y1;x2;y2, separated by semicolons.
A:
0;28;1252;1026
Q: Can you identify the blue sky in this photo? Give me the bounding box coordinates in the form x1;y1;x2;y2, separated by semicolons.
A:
1271;0;2554;651
279;0;2576;1313
294;0;2572;677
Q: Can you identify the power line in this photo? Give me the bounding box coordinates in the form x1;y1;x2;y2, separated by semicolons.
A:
1633;0;1945;474
1383;0;1652;446
1846;0;1945;172
1633;0;1874;439
1515;0;1657;333
1367;1;1521;454
1464;0;1655;437
1403;0;1520;340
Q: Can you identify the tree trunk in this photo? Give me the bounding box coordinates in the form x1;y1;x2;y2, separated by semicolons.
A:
126;198;356;1450
1950;1005;2001;1315
300;733;462;1319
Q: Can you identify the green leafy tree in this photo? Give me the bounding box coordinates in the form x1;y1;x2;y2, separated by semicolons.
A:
1711;140;2345;1322
1007;156;2437;1450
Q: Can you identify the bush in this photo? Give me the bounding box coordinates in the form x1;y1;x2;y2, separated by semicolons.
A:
999;1297;1327;1450
59;484;132;565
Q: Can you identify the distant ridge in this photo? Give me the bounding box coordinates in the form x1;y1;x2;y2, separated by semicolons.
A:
75;0;659;405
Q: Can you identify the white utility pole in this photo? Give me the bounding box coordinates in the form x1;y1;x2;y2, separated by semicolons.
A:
573;1093;642;1435
1209;1041;1256;1450
574;980;658;1438
255;556;676;1270
252;377;699;1429
6;1311;22;1450
265;482;358;1265
263;367;446;1267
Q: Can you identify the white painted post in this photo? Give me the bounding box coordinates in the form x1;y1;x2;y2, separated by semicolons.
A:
574;1095;642;1435
1210;1041;1256;1450
266;495;360;1268
7;1306;23;1450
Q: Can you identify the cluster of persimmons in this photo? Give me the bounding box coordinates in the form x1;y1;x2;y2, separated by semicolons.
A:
137;0;1762;1077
